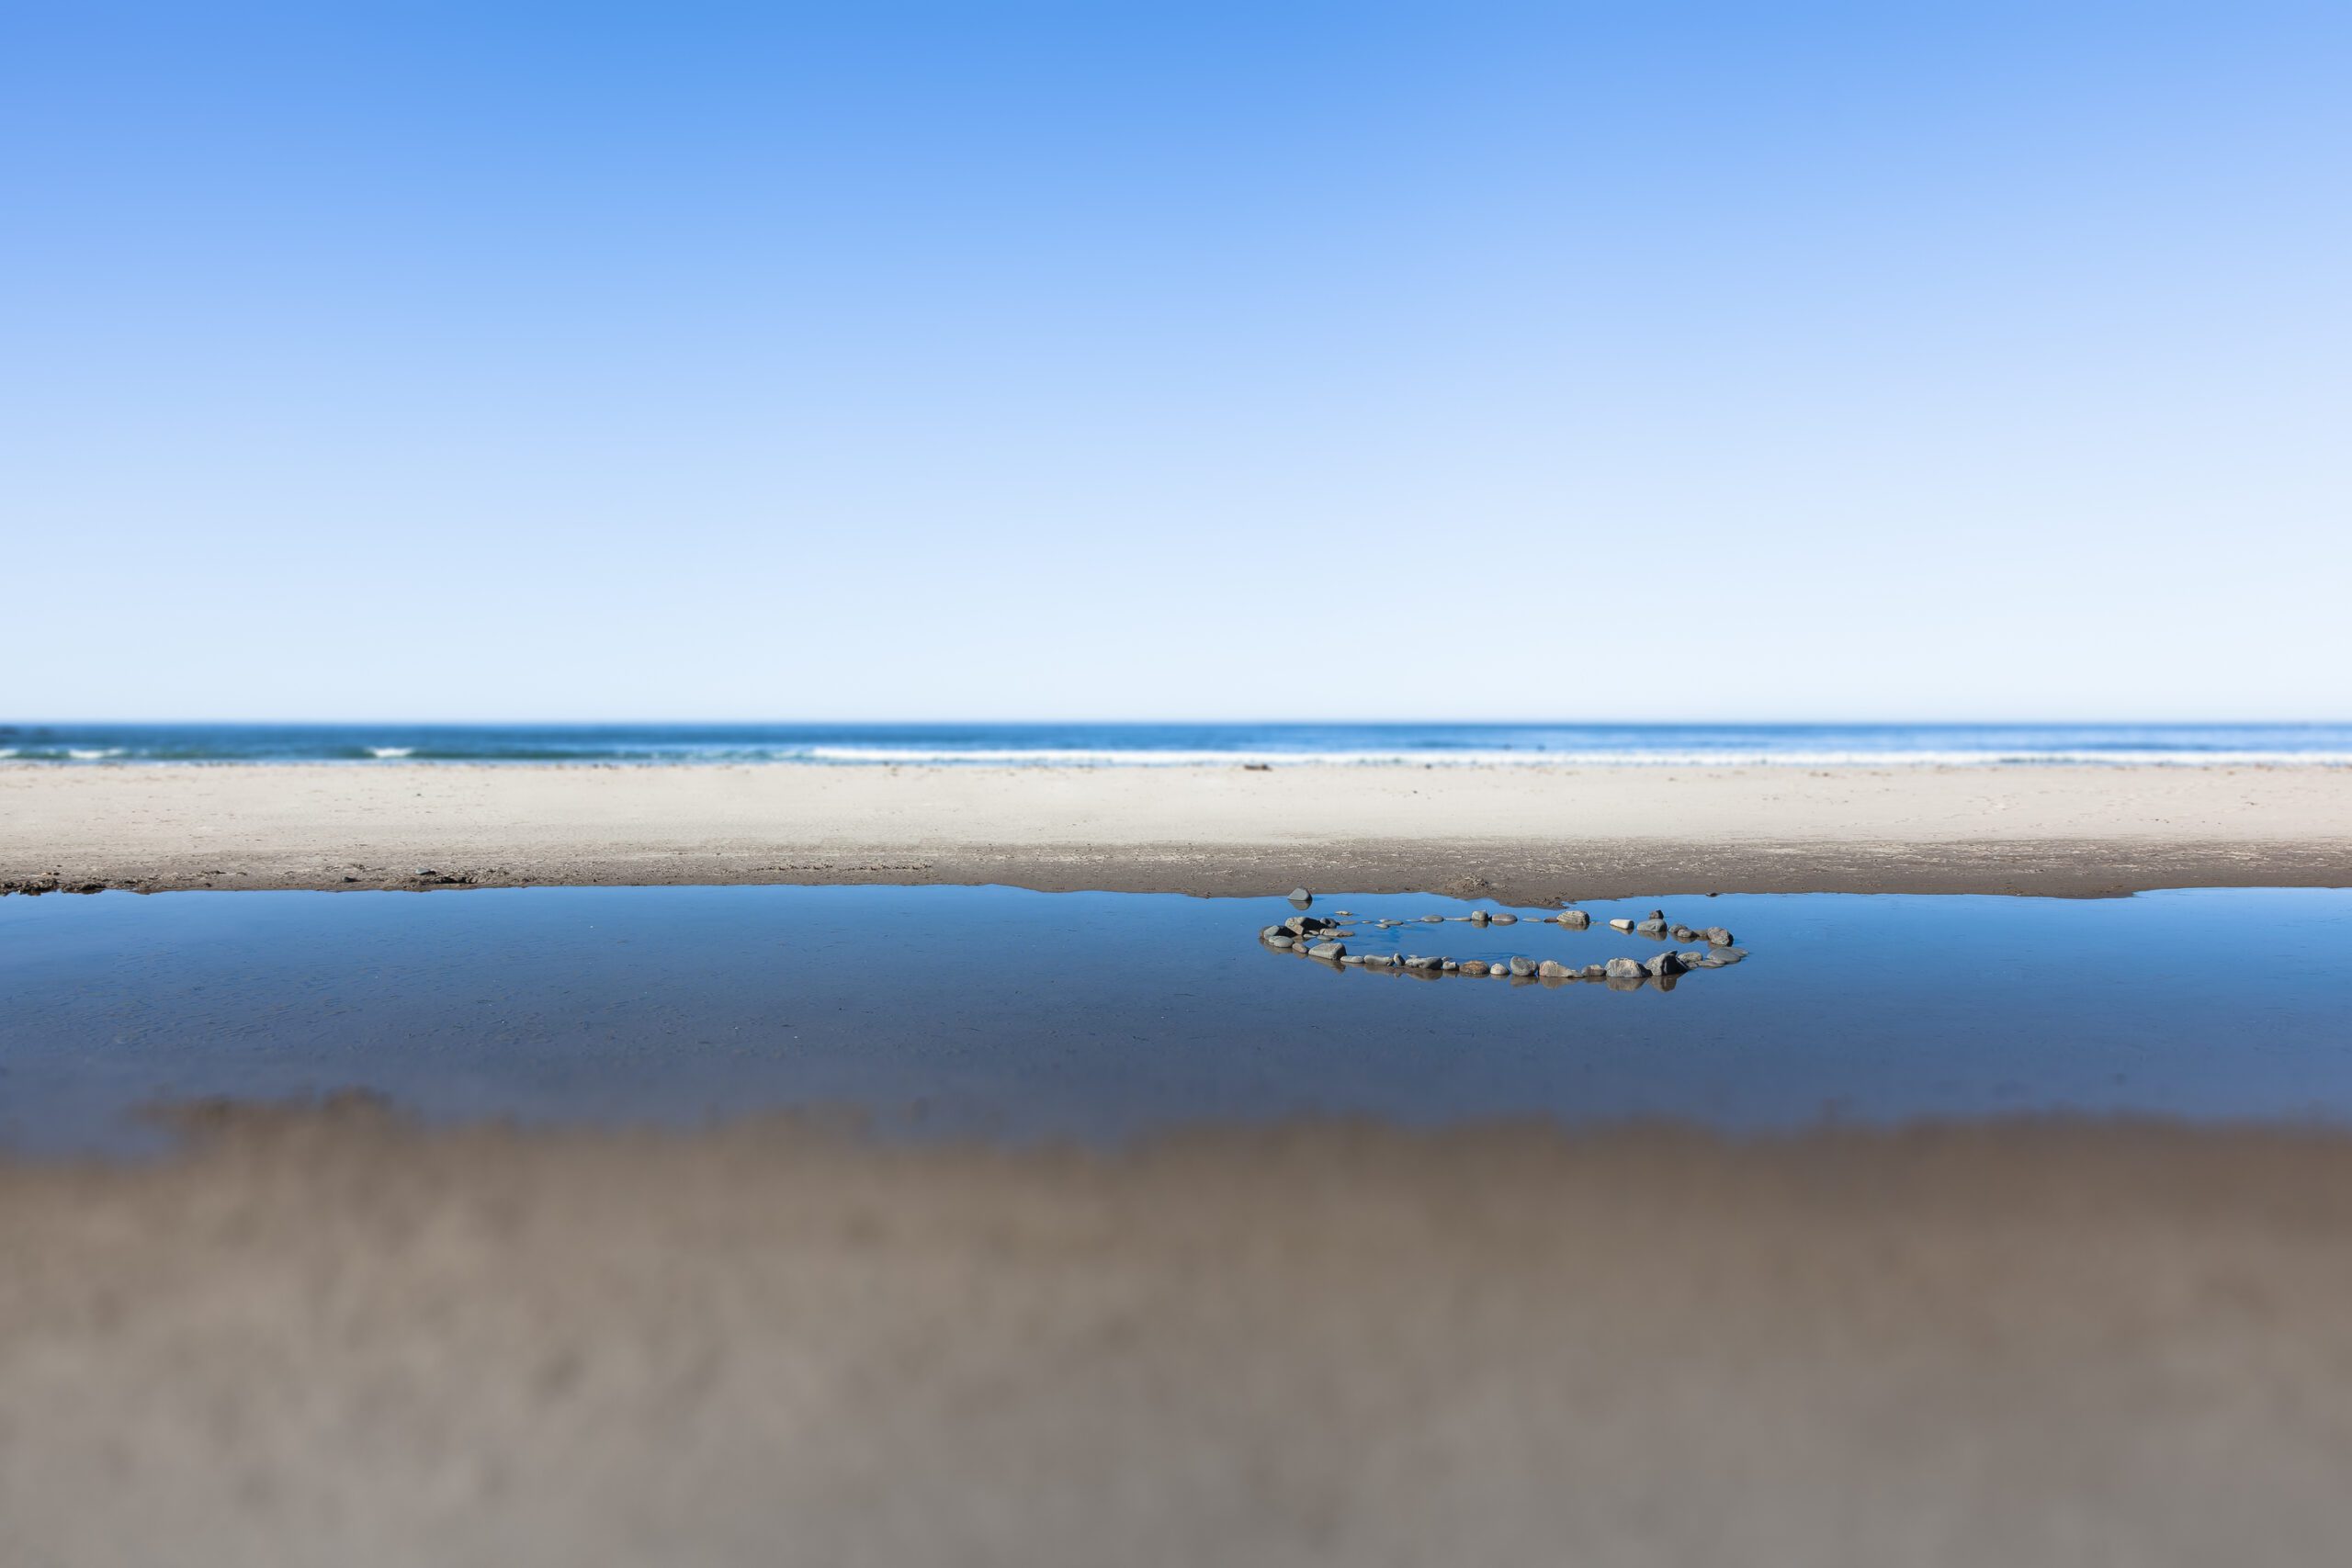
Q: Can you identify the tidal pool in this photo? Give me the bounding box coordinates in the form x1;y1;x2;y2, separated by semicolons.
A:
2;885;2348;1154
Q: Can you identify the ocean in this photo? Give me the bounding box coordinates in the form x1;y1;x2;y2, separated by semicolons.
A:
0;721;2346;765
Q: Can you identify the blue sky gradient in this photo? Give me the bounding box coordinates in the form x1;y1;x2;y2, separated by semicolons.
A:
6;2;2347;720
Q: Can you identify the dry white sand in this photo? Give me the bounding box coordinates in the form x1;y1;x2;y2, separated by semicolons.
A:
5;761;2347;897
6;1105;2352;1567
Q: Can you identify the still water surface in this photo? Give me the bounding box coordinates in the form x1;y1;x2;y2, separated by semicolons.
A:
3;886;2348;1155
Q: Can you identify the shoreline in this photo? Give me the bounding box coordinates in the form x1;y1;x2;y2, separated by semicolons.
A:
5;760;2348;898
6;760;2348;898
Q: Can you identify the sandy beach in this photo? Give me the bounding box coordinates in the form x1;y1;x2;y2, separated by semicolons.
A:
8;761;2352;1565
5;761;2348;897
7;1104;2352;1567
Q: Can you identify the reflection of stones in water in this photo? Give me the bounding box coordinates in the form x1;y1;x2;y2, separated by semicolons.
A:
1605;975;1645;993
1653;973;1680;993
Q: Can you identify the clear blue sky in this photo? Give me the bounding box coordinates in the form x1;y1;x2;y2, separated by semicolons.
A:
6;2;2346;721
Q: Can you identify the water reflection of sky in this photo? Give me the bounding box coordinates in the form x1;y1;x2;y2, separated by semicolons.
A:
4;886;2349;1156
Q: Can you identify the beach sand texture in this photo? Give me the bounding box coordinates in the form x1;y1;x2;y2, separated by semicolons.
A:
4;761;2348;897
6;1106;2352;1567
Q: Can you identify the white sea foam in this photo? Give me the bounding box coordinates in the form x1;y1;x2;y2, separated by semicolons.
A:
367;747;416;759
794;746;2352;769
65;748;124;761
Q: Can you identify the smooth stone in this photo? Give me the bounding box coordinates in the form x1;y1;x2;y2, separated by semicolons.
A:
1289;887;1313;904
1306;942;1346;960
1670;925;1697;942
1677;950;1708;967
1608;919;1635;932
1604;956;1645;979
1441;960;1460;972
1555;909;1591;928
1362;954;1397;968
1710;947;1747;964
1581;964;1609;980
1634;919;1668;937
1421;915;1446;923
1491;912;1518;925
1468;910;1491;925
1458;960;1490;976
1537;959;1572;979
1644;952;1688;977
1646;909;1666;922
1508;955;1538;976
1265;933;1295;950
1704;927;1736;946
1340;953;1366;965
1334;909;1353;917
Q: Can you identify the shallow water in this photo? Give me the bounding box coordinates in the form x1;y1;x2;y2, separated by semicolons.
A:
3;886;2349;1155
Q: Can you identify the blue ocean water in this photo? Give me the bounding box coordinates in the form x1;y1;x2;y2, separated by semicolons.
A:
2;721;2348;765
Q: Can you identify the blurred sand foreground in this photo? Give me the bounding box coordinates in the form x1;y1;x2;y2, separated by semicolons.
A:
4;761;2349;897
6;1105;2352;1567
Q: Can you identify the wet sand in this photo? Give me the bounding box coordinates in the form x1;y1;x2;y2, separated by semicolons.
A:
6;1104;2352;1567
4;761;2348;897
